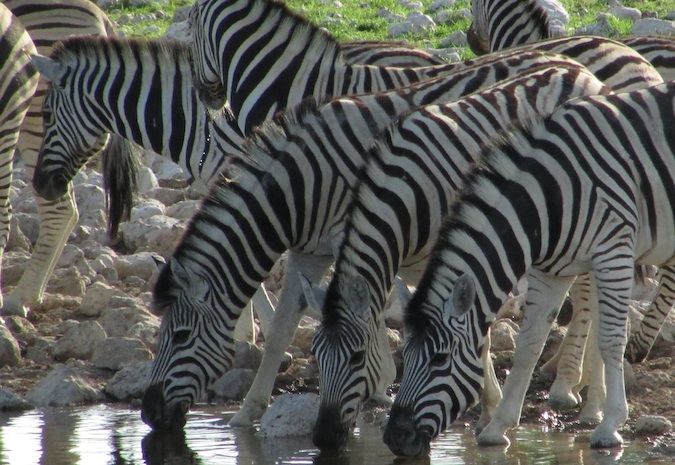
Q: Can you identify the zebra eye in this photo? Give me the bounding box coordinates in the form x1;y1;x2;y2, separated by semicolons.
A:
172;329;191;345
350;350;365;366
429;352;449;368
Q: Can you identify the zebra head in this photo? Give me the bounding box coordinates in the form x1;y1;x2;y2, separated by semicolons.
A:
188;1;227;110
302;274;384;449
142;258;234;430
384;274;483;457
30;54;109;200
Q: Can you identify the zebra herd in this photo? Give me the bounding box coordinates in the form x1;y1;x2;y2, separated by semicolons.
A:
0;0;673;458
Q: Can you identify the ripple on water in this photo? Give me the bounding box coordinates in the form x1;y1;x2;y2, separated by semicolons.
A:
0;405;672;465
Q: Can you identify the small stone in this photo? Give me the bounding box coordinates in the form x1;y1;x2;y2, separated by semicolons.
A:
53;320;107;362
91;337;154;370
635;415;672;436
0;388;32;411
209;369;255;402
0;323;21;367
490;319;518;352
234;341;263;370
259;393;320;437
25;364;104;406
105;361;153;400
632;18;675;36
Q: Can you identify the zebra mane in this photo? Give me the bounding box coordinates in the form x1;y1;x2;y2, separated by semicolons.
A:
50;35;193;65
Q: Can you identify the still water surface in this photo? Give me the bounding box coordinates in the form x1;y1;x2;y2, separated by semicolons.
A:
0;404;670;465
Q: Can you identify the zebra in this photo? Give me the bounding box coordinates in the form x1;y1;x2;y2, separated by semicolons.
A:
467;0;675;84
621;35;675;82
0;5;39;306
138;48;615;431
466;0;675;394
187;0;661;133
467;0;568;54
0;0;130;318
299;65;613;449
28;34;449;343
384;82;675;456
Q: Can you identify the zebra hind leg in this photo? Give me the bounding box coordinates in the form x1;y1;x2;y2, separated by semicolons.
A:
2;187;79;317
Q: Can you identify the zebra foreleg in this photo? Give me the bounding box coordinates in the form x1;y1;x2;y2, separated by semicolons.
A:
475;329;502;434
477;271;575;446
547;274;593;410
229;252;333;427
2;186;78;317
589;254;633;449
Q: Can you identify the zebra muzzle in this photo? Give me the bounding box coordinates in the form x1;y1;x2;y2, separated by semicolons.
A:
141;383;189;431
383;406;431;457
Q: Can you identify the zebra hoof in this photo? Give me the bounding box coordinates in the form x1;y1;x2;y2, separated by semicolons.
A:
476;427;510;446
0;295;28;318
548;392;579;411
590;428;623;449
579;407;603;426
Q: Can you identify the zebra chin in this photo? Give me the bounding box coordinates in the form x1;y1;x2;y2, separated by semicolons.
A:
33;169;70;201
383;406;431;457
141;383;190;431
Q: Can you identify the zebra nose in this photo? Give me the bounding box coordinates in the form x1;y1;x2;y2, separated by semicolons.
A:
383;407;430;457
141;383;188;431
312;406;349;450
33;169;69;201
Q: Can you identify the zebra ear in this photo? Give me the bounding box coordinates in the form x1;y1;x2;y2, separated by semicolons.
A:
445;273;476;319
30;54;67;83
170;258;209;302
298;272;326;313
394;276;413;308
341;275;370;317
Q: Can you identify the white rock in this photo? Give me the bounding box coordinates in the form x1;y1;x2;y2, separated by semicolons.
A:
25;364;104;406
91;337;154;370
97;306;159;338
78;281;130;317
0;324;21;367
120;215;185;257
377;8;404;23
292;318;319;354
46;267;87;298
440;30;467;48
389;13;436;37
259;393;320;437
165;21;192;42
430;0;455;11
234;341;263;370
490;319;518;352
608;5;641;22
143;151;186;183
166;200;202;220
89;252;116;275
74;183;107;229
130;199;166;222
635;415;672;435
24;337;54;365
104;360;153;400
209;368;255;402
399;0;423;10
0;388;32;411
149;187;186;206
114;251;164;281
632;18;675;36
126;322;158;348
53;320;107;362
14;212;39;245
136;165;160;194
574;13;617;37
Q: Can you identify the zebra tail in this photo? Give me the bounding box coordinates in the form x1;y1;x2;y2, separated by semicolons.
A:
102;135;139;243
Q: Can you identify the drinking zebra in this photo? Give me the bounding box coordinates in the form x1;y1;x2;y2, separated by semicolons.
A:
139;48;611;431
0;0;130;318
466;0;675;403
384;82;675;456
300;64;612;449
0;6;39;305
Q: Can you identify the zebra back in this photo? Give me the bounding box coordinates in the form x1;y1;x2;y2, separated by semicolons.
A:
621;35;675;82
340;40;446;67
468;0;568;54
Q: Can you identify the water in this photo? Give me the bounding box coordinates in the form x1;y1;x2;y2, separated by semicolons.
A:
0;405;670;465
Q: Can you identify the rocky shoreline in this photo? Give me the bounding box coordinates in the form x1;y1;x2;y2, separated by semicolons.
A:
0;0;674;451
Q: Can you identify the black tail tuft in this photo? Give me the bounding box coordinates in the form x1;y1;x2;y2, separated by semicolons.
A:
101;134;140;242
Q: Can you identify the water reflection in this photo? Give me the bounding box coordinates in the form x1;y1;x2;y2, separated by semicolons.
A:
0;405;670;465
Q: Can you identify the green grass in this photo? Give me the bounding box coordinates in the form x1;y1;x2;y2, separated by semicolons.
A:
104;0;674;48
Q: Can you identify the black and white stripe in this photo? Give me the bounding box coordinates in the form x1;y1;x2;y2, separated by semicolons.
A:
0;6;38;310
138;48;609;431
309;64;612;450
0;0;118;318
467;0;568;54
385;82;675;456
